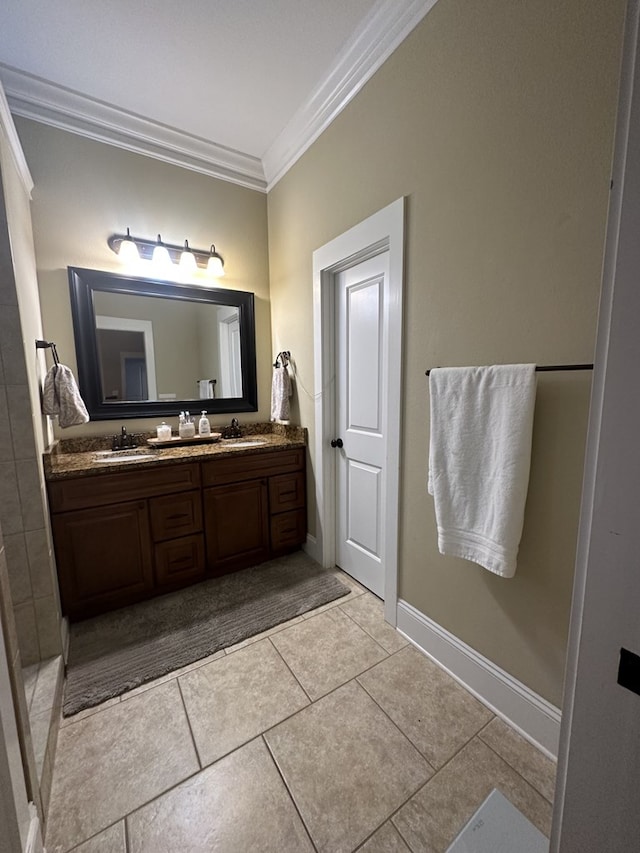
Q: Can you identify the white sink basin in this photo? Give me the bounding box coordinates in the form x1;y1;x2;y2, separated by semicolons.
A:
224;440;267;447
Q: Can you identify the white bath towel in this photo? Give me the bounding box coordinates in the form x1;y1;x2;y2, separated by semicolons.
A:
42;364;90;428
428;364;536;578
270;364;292;422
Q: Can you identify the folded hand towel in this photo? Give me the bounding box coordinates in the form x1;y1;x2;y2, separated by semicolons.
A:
428;364;536;577
43;364;90;428
270;364;292;422
198;379;215;399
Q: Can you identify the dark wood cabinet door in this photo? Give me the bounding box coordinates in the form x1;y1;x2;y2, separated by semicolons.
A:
52;500;153;620
204;479;269;575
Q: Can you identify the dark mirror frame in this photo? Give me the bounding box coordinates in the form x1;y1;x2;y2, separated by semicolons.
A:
68;266;258;420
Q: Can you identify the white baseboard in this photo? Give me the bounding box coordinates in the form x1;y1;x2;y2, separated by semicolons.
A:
396;599;561;759
303;533;321;564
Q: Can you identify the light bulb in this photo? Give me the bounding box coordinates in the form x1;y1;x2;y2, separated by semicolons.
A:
179;240;197;274
118;228;139;263
152;234;172;269
206;245;225;277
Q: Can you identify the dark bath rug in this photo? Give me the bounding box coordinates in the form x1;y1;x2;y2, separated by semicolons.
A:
63;551;349;716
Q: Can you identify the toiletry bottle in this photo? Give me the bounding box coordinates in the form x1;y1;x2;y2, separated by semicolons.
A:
178;411;188;438
180;411;196;439
198;411;211;437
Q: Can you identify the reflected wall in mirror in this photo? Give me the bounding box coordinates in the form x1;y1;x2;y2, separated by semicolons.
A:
68;267;257;420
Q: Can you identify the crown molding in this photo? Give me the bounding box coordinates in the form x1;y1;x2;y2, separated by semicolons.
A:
0;76;34;196
263;0;440;190
0;64;267;193
0;0;440;196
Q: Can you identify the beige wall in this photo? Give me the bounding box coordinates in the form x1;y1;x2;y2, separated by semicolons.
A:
267;0;626;704
14;119;271;436
7;0;626;705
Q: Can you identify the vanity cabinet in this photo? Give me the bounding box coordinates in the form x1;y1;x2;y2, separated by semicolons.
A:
202;447;305;575
48;447;306;620
48;463;202;620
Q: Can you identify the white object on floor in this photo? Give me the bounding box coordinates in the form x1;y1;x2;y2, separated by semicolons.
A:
446;788;548;852
428;364;536;578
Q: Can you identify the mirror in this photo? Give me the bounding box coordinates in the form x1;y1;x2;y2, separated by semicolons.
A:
68;267;258;420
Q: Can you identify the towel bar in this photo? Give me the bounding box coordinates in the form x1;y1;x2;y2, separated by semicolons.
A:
425;363;593;376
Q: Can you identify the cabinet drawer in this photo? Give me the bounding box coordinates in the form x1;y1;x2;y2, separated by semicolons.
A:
48;463;201;512
149;490;202;542
271;509;307;552
202;449;304;486
155;535;205;586
269;471;305;513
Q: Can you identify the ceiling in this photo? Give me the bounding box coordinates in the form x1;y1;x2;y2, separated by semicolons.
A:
0;0;434;190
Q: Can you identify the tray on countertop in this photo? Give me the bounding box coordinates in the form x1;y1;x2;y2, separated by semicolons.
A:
146;433;222;447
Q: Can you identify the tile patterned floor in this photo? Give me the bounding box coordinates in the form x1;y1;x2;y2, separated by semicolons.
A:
45;570;557;853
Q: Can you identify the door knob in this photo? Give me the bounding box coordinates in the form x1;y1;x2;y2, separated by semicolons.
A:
330;438;343;448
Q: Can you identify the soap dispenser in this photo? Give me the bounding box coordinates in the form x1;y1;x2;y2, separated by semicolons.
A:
198;411;211;437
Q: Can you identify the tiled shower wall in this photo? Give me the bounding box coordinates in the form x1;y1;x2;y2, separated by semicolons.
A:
0;518;43;819
0;170;63;666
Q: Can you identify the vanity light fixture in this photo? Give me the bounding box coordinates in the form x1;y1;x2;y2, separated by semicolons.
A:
107;230;225;277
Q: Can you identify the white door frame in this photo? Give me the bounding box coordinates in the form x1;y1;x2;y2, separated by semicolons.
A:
95;315;158;400
551;1;640;848
218;313;242;397
312;198;404;624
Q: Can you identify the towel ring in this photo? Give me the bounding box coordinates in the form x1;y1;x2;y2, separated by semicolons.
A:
274;350;291;368
36;339;60;366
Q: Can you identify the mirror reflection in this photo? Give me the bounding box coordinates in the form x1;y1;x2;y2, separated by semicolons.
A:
68;267;257;420
93;291;242;403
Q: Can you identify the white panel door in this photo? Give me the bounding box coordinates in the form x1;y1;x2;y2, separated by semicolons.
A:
218;316;242;397
335;253;389;597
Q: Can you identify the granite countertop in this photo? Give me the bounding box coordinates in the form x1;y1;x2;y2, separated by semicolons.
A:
43;423;307;481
